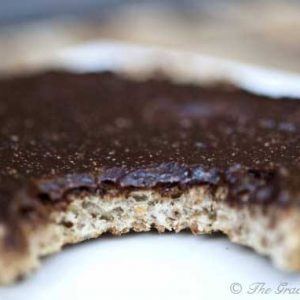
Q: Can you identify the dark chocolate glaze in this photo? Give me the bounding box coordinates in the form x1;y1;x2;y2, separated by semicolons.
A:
1;71;300;246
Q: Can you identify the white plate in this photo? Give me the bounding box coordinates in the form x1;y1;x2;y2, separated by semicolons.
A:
1;41;300;300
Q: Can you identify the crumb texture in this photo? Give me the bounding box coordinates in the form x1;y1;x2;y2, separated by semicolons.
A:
1;186;300;284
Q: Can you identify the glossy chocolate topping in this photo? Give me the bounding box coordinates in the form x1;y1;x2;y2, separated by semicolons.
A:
1;71;300;234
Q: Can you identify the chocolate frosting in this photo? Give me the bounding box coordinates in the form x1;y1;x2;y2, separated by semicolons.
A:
1;71;300;244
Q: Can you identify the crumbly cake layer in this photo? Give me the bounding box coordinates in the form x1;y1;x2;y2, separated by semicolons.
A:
1;186;300;285
0;186;300;284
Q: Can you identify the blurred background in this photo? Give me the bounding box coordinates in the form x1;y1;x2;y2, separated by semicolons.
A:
0;0;300;73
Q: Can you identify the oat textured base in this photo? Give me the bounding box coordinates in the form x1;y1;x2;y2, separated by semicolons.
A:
1;186;300;284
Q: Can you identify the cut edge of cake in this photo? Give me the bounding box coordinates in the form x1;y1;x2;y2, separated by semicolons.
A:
1;185;300;285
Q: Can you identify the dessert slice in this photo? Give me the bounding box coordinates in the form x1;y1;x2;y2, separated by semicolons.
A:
0;71;300;284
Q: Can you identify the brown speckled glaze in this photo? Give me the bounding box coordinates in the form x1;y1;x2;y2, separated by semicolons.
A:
0;71;300;246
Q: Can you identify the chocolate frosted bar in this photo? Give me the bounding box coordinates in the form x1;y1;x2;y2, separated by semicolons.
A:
0;71;300;284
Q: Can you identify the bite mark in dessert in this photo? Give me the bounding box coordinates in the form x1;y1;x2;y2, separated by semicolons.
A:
0;72;300;284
